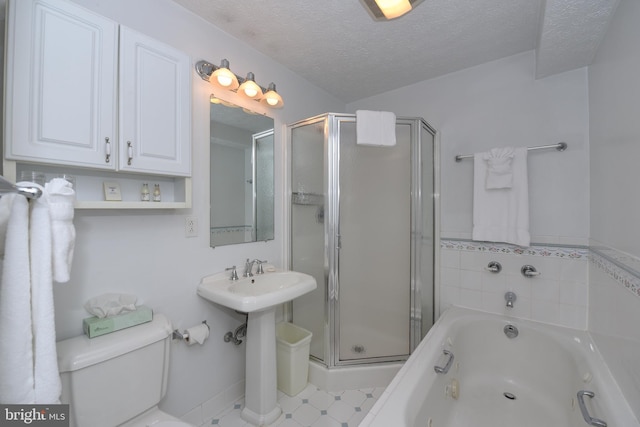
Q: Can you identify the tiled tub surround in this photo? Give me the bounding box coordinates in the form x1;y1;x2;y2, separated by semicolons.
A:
440;239;590;329
589;243;640;422
440;238;640;422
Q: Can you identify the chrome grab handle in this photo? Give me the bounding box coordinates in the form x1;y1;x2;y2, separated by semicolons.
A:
434;349;454;374
127;141;133;165
105;137;111;163
577;390;607;427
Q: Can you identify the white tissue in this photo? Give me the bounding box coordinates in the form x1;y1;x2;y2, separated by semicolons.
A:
185;323;209;346
84;293;137;318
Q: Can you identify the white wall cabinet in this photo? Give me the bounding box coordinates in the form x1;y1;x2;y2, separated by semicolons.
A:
118;27;191;176
4;0;192;208
5;0;119;170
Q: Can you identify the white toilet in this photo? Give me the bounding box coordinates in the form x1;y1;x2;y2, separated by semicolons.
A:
57;313;194;427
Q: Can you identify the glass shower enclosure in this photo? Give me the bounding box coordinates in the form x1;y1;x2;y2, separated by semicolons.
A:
288;113;436;367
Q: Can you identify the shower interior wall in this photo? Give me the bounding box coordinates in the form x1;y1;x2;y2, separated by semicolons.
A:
288;113;436;368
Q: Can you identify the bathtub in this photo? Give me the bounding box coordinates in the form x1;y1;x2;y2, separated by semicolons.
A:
362;307;638;427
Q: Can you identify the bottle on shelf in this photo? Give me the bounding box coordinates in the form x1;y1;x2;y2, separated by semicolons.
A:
153;184;161;202
141;183;150;201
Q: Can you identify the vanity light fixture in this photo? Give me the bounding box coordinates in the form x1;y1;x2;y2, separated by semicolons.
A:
210;59;239;90
196;59;284;109
261;83;284;108
360;0;424;20
238;72;263;100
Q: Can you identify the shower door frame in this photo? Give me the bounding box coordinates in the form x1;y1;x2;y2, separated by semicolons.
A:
288;113;438;368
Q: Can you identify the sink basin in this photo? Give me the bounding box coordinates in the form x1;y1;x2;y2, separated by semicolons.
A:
197;269;317;312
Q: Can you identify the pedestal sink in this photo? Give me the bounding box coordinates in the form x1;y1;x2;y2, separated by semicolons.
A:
197;269;317;425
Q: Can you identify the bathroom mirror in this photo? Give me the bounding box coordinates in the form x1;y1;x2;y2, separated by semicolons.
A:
209;100;274;247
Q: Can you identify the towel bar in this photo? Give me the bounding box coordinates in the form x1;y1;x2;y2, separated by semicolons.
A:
455;142;567;162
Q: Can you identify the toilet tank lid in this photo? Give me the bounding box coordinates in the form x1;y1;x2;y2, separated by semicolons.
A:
57;313;172;373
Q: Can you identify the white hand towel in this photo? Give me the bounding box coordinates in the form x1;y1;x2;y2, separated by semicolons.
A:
0;194;36;403
45;178;76;283
356;110;397;146
472;147;530;247
29;194;62;403
484;147;515;189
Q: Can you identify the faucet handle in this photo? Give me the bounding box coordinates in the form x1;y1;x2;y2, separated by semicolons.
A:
225;266;238;281
254;259;268;274
521;265;540;277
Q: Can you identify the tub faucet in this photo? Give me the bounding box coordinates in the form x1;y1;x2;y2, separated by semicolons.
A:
505;291;517;308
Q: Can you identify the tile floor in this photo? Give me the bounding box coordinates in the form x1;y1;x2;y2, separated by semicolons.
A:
204;383;386;427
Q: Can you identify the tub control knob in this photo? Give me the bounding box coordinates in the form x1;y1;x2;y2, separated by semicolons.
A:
485;261;502;273
521;265;540;277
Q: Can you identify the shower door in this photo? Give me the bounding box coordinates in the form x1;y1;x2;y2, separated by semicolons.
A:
289;113;435;367
335;118;412;361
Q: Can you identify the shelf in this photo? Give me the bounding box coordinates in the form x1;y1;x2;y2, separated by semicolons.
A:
3;161;192;210
74;200;190;209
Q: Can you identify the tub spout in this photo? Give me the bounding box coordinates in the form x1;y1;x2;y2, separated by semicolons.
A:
505;291;517;308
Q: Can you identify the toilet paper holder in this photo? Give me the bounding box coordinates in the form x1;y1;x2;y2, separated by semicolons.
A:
172;320;209;341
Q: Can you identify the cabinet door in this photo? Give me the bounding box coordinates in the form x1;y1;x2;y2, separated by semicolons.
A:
118;27;192;177
5;0;118;169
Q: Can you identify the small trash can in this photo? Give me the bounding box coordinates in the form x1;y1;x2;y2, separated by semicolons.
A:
276;322;312;396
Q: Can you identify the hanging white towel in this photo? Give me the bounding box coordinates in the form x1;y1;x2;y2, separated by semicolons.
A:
30;193;62;403
484;147;515;189
356;110;397;146
45;178;76;283
0;194;36;403
472;147;530;247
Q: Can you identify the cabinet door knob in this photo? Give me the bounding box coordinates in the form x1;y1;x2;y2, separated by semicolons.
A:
127;141;133;165
105;137;111;163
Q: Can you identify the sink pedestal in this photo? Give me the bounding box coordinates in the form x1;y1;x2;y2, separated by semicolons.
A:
196;269;317;425
240;307;281;425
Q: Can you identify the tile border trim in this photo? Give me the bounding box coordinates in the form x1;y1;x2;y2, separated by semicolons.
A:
440;238;589;259
590;246;640;298
440;239;640;299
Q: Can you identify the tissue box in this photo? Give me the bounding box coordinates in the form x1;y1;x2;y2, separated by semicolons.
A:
83;305;153;338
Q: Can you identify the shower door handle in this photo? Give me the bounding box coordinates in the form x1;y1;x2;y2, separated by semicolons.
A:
336;234;341;250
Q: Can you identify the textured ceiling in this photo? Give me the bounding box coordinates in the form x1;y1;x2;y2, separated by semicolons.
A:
172;0;619;103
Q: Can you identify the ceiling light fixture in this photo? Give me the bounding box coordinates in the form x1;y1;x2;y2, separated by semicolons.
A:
360;0;424;21
195;59;284;109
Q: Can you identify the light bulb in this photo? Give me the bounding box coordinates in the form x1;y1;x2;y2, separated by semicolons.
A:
244;85;259;98
217;74;233;87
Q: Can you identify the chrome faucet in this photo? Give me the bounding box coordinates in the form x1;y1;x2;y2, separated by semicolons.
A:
505;291;517;308
243;259;256;277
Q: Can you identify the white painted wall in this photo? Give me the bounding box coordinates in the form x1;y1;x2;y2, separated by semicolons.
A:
49;0;344;422
348;51;590;245
588;0;640;420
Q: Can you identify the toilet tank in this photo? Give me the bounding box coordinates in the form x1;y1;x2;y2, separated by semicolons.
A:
57;313;173;427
